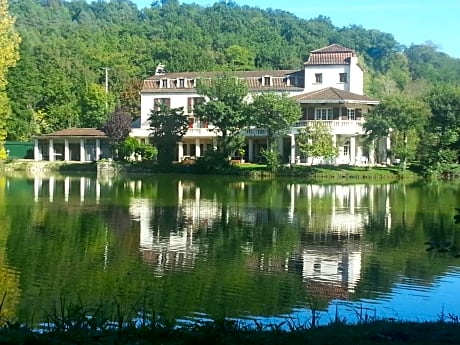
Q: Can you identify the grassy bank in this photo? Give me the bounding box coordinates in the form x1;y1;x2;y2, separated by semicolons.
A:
0;159;440;182
1;319;460;344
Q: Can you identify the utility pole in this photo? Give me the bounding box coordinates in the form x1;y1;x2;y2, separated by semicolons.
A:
103;67;110;113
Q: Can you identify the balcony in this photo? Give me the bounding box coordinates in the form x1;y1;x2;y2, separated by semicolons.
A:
182;120;365;139
293;120;365;135
184;127;218;137
242;128;268;137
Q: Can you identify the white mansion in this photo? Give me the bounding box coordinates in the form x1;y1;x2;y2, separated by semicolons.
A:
132;43;384;165
34;44;386;164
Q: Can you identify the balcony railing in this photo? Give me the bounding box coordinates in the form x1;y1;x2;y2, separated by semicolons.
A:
183;120;365;138
242;128;268;136
293;120;364;128
185;127;217;137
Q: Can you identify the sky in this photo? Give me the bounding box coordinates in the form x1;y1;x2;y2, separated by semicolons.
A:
132;0;460;58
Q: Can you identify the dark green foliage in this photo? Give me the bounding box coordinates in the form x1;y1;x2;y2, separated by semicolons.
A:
3;0;460;176
5;0;460;144
420;85;460;176
195;74;249;158
149;104;188;166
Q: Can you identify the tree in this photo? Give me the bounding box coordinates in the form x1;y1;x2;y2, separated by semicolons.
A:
80;83;114;128
251;93;301;145
364;96;429;168
149;104;188;166
250;92;301;170
296;125;338;164
421;85;460;175
103;107;133;145
195;74;249;159
0;0;20;158
223;44;255;71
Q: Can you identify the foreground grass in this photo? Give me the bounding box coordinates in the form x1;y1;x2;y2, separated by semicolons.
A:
1;319;460;344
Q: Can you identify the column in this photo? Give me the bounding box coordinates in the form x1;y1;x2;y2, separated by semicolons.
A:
248;139;254;162
195;138;201;158
350;136;356;165
178;142;184;161
64;139;70;161
34;139;40;161
369;140;375;166
386;135;391;165
332;134;337;165
290;134;296;164
80;139;85;162
49;139;54;162
96;139;101;161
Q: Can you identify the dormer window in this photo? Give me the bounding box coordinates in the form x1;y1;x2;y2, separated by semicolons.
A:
315;73;323;84
263;76;271;86
161;79;168;88
339;73;348;83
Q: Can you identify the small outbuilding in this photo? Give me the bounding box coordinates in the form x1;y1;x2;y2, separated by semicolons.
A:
34;128;111;162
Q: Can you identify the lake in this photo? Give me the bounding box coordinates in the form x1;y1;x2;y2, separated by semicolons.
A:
0;173;459;327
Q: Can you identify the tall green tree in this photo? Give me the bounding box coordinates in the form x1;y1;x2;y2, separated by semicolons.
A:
195;74;249;159
296;125;338;164
149;103;188;166
421;85;460;175
0;0;20;157
364;96;429;168
250;92;301;170
80;83;114;128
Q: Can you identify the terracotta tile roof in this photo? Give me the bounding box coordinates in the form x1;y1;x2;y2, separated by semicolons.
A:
36;128;108;138
292;87;378;104
305;44;355;65
311;44;354;53
142;70;305;92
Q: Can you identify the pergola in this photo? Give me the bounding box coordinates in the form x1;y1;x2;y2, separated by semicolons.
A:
34;128;111;162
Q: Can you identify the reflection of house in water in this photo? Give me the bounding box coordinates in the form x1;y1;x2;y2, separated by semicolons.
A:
287;184;380;297
30;176;391;296
177;180;221;231
32;175;102;203
130;196;199;275
131;180;223;275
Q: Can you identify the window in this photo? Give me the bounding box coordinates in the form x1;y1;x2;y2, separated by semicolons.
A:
263;76;271;86
315;73;323;84
161;79;168;88
187;97;205;114
347;108;355;120
315;108;332;120
153;98;171;110
339;73;348;83
178;78;185;88
344;140;350;156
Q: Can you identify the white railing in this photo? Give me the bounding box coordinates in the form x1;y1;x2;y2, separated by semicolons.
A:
185;127;219;137
183;120;365;138
242;128;268;136
293;120;364;128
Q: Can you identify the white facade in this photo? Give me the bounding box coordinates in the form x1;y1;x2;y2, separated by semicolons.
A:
135;44;383;165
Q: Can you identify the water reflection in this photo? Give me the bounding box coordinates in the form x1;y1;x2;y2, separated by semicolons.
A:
4;174;460;324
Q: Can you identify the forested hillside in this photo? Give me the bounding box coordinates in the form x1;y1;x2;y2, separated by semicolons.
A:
5;0;460;141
